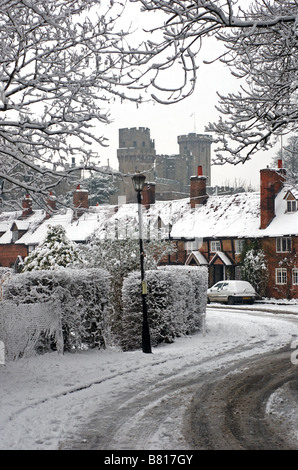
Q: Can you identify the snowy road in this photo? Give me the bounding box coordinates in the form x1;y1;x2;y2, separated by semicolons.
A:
60;306;298;450
185;346;298;449
1;304;298;450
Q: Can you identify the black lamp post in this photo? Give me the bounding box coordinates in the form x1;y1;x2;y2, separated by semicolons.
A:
132;172;152;354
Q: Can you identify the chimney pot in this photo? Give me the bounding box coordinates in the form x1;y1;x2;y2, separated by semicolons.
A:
22;194;33;218
197;166;203;176
73;184;88;218
190;171;208;209
260;166;286;229
278;159;283;169
142;182;156;209
46;192;57;219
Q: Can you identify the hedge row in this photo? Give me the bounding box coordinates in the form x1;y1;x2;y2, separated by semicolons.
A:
2;265;207;356
2;268;111;352
121;266;207;350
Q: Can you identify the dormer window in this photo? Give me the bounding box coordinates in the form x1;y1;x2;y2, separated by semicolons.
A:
10;221;28;243
12;229;19;243
284;189;298;213
287;200;297;212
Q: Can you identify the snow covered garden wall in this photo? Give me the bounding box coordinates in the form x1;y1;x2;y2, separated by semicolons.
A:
2;268;111;355
121;266;208;351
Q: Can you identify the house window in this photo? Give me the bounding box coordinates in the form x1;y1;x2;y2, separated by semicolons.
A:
293;269;298;285
235;239;245;254
210;240;221;252
276;268;287;285
287;200;297;212
276;237;292;253
186;240;198;253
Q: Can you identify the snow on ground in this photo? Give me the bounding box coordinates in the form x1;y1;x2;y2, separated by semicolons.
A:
1;302;298;450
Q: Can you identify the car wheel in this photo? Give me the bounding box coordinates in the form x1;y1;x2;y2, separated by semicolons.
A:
228;297;235;305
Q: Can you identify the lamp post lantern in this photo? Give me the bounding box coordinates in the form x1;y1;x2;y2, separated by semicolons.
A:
132;172;152;354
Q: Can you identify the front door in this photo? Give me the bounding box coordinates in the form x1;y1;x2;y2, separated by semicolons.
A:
213;265;224;285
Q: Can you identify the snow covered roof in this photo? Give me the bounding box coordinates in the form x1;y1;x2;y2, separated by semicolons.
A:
0;211;21;233
210;251;233;266
171;187;298;239
1;184;298;247
16;206;115;245
170;191;260;239
0;210;45;244
185;251;208;266
265;187;298;237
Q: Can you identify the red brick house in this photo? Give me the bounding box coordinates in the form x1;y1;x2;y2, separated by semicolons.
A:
0;161;297;299
171;162;298;299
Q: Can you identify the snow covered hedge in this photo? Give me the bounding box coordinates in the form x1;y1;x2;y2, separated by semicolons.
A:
121;266;208;350
0;301;63;361
2;268;111;352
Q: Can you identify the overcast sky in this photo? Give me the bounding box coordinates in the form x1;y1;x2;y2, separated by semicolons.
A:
95;2;282;191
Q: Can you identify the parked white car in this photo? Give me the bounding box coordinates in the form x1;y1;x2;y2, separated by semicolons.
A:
207;280;257;305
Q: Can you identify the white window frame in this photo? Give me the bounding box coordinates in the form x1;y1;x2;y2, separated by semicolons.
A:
235;239;245;254
275;268;287;285
276;237;292;253
293;268;298;285
287;200;297;213
186;240;198;253
210;240;221;252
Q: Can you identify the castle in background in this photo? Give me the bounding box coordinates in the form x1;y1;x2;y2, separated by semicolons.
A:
111;127;212;203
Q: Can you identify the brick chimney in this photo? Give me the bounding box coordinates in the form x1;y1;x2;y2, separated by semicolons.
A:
142;182;156;209
190;166;208;209
260;160;286;229
22;194;33;218
73;184;88;218
46;191;57;219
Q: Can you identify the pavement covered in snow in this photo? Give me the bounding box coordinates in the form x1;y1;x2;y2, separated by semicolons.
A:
1;302;298;450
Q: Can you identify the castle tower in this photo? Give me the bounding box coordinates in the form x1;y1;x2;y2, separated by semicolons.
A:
117;127;156;202
177;133;212;186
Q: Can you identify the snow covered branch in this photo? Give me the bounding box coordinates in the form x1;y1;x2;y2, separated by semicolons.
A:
0;0;142;203
128;0;298;163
